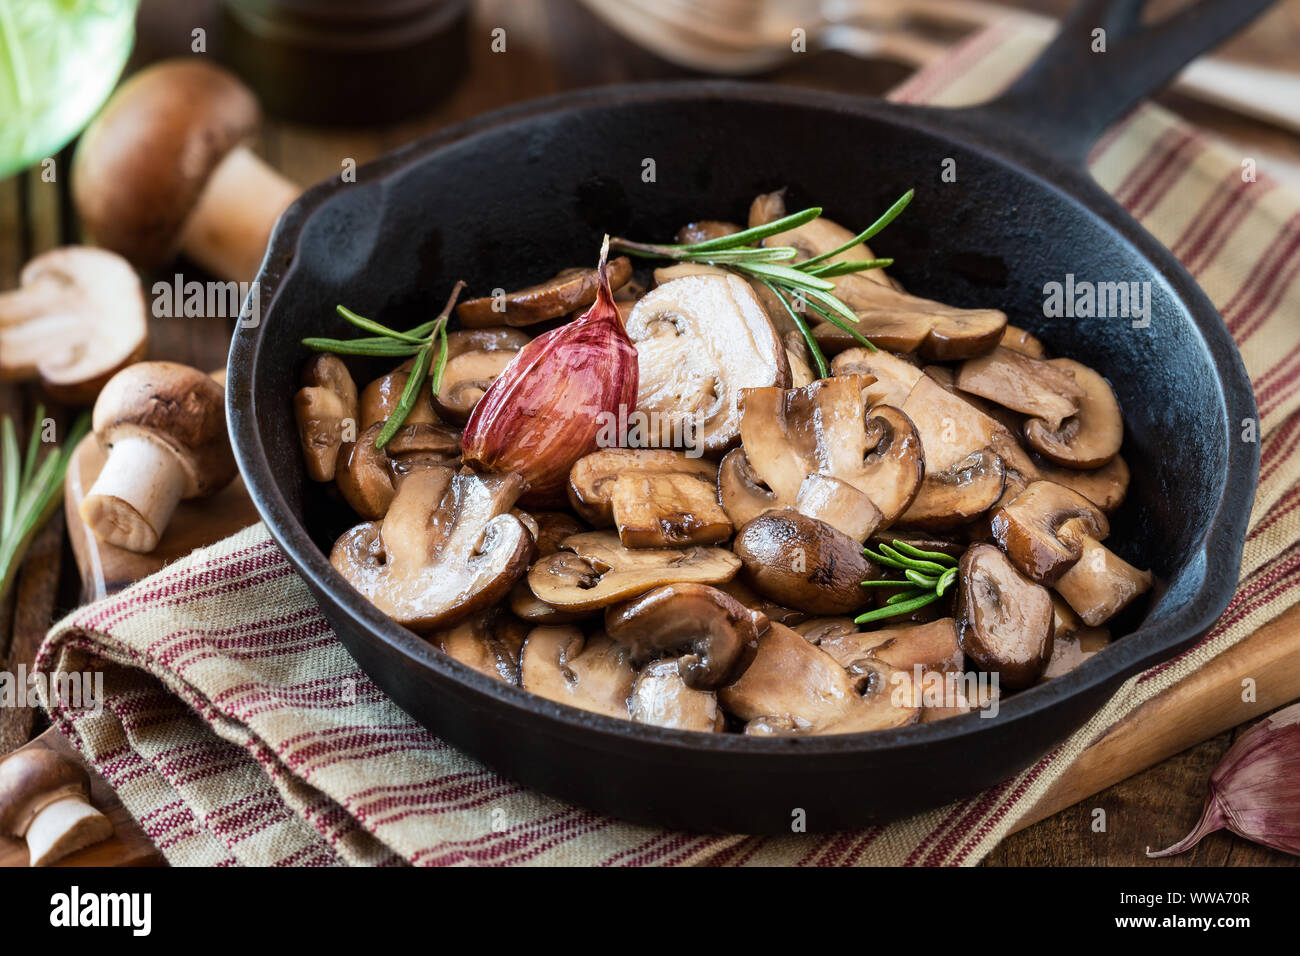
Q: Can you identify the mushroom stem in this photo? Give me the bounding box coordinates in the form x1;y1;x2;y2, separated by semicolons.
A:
81;436;188;552
176;145;298;281
24;794;112;867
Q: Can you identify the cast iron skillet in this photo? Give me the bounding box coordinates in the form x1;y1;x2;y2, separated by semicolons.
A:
228;0;1266;832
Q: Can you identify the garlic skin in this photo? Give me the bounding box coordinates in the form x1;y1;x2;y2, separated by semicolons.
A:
462;246;639;506
1148;702;1300;858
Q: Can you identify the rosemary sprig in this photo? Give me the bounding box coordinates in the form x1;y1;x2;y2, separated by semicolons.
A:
855;540;960;626
0;406;90;606
302;281;466;449
610;190;913;374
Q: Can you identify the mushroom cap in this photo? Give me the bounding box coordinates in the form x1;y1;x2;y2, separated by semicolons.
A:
989;480;1109;585
629;660;724;732
733;511;876;615
1023;358;1124;469
568;448;717;526
898;447;1007;530
519;627;636;718
72;60;260;268
294;354;359;482
956;347;1085;430
456;257;633;327
955;543;1054;689
0;749;91;837
92;361;235;497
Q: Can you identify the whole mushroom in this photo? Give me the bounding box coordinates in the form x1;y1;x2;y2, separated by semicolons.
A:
0;749;112;866
80;362;236;553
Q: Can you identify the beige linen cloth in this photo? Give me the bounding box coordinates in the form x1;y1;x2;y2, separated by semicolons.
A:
37;23;1300;865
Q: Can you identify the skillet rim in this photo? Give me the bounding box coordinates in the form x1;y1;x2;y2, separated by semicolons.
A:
228;79;1258;759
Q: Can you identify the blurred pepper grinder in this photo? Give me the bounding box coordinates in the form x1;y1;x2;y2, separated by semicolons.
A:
219;0;470;126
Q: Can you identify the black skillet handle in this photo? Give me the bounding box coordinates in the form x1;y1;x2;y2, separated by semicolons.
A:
968;0;1275;167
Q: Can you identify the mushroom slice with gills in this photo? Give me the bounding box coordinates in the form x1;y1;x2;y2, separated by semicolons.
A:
330;467;533;631
294;354;359;482
955;347;1085;429
527;531;741;612
817;280;1007;361
629;660;724;732
431;610;528;684
719;622;920;735
609;472;732;548
989;480;1109;585
519;626;636;720
898;448;1006;530
1001;324;1048;359
955;544;1055;689
384;422;461;481
901;373;1039;482
336;423;396;519
831;347;923;407
508;510;592;624
605;583;766;689
433;349;518;424
456;257;634;328
841;404;925;526
794;474;882;543
360;358;439;430
716;447;782;530
626;274;790;453
818;617;964;675
793;616;861;647
717;578;807;627
567;448;718;526
676;220;742;244
1023;359;1124;469
923;363;1025;436
733;512;877;615
1053;529;1153;626
0;247;148;404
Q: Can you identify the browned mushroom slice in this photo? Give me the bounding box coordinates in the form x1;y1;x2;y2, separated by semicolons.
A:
336;422;395;519
676;220;742;244
629;660;725;732
901;374;1037;481
1053;531;1153;626
989;480;1109;585
385;422;461;481
717;578;807;627
330;467;533;630
784;330;816;387
794;474;882;543
294;354;359;482
0;748;113;866
1040;596;1110;679
719;622;919;735
956;347;1085;429
609;472;733;548
360;358;439;430
605;583;765;688
825;281;1007;361
752;190;897;291
955;544;1054;689
446;327;533;355
733;512;877;615
456;257;634;327
431;610;528;684
793;616;861;646
508;583;594;625
831;348;923;407
716;447;781;530
527;531;740;611
627;274;790;452
1039;454;1130;514
1023;359;1123;469
1000;325;1047;359
433;349;518;424
568;448;718;525
923;363;1025;436
519;627;635;719
898;448;1006;530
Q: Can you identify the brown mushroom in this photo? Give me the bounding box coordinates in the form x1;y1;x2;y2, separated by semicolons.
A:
733;512;877;614
456;257;633;327
900;373;1039;483
676;221;742;244
331;467;533;630
1001;325;1048;359
428;327;531;424
568;449;716;524
528;531;740;612
605;583;765;688
626;274;790;452
294;354;359;482
817;617;964;676
956;347;1085;430
751;190;897;292
955;544;1055;689
0;748;112;866
716;578;808;627
897;448;1006;529
385;422;462;479
989;480;1109;585
80;362;236;553
519;626;636;719
72;60;298;281
1053;530;1153;626
793;474;883;544
360;358;440;430
831;282;1007;361
831;347;923;407
719;622;919;735
0;247;148;403
1023;359;1124;469
336;422;396;519
629;660;725;732
1039;454;1130;514
431;610;528;684
784;330;816;387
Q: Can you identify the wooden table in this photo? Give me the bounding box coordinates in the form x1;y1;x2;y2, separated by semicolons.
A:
2;0;1298;867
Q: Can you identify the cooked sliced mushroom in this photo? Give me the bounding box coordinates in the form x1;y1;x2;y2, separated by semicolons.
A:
825;618;963;675
519;626;635;719
719;622;919;735
568;448;717;525
955;544;1054;689
360;358;439;430
794;474;882;543
1023;358;1123;469
652;262;730;285
831;348;923;407
815;285;1006;361
733;512;877;614
793;616;861;647
457;257;633;327
898;448;1006;530
294;354;359;482
431;610;528;684
676;220;742;244
609;472;732;548
1038;454;1130;514
336;423;395;519
331;467;533;630
629;659;725;732
956;347;1085;430
989;480;1109;585
784;330;816;387
433;349;518;424
1053;531;1153;626
752;190;896;291
716;447;781;530
509;584;593;625
385;422;461;480
1041;611;1111;680
1001;325;1048;359
923;363;1025;436
717;578;807;627
605;583;765;688
528;531;740;611
626;274;790;452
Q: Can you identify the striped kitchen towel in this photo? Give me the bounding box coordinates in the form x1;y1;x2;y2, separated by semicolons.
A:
36;22;1300;866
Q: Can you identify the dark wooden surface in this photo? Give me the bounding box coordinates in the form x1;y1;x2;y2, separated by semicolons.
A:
2;0;1298;867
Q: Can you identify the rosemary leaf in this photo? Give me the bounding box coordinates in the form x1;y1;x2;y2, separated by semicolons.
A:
301;336;425;357
374;341;434;449
798;190;914;269
671;207;823;252
805;258;894;278
855;591;940;625
335;305;426;344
